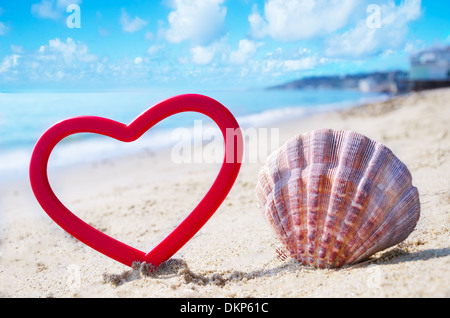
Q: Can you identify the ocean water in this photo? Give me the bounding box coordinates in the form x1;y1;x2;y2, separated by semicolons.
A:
0;88;387;180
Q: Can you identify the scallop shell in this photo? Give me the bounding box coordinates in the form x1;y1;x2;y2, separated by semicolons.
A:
256;129;420;268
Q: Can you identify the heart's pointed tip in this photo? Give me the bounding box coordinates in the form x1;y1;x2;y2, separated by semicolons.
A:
130;260;158;274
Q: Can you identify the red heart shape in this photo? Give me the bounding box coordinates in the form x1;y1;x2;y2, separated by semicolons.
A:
29;94;243;268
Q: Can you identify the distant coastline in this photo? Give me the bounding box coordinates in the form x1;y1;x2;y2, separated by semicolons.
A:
267;69;450;95
267;70;411;95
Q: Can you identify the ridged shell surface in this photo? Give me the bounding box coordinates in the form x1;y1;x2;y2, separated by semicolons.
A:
256;129;420;268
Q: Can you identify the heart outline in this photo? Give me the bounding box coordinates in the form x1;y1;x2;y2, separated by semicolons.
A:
29;94;243;268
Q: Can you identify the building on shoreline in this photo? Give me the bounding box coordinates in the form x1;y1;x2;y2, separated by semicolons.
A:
409;46;450;91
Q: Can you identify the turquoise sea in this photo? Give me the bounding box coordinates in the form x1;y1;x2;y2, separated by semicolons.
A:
0;88;388;179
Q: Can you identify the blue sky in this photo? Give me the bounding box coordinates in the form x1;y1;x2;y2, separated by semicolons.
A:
0;0;448;91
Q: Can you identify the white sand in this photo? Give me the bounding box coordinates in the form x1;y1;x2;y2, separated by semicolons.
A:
1;88;449;298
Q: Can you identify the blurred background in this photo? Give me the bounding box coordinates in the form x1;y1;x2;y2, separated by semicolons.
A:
0;0;449;179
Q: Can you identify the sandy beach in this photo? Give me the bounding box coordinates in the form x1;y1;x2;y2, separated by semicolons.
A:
0;88;449;298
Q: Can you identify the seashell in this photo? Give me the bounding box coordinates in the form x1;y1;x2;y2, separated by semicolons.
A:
256;129;420;268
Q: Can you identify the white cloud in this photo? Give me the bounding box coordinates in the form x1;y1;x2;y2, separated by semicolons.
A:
56;0;81;9
147;44;165;56
119;8;148;33
0;37;164;85
229;39;262;65
326;0;422;58
32;0;60;20
282;57;318;71
191;45;216;65
0;55;20;73
31;0;82;20
248;5;267;39
190;37;228;65
145;30;154;41
165;0;227;46
98;27;110;37
231;45;325;78
0;8;7;35
28;38;102;81
38;38;97;64
404;40;425;55
11;45;24;54
262;56;318;73
249;0;358;42
0;22;8;35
